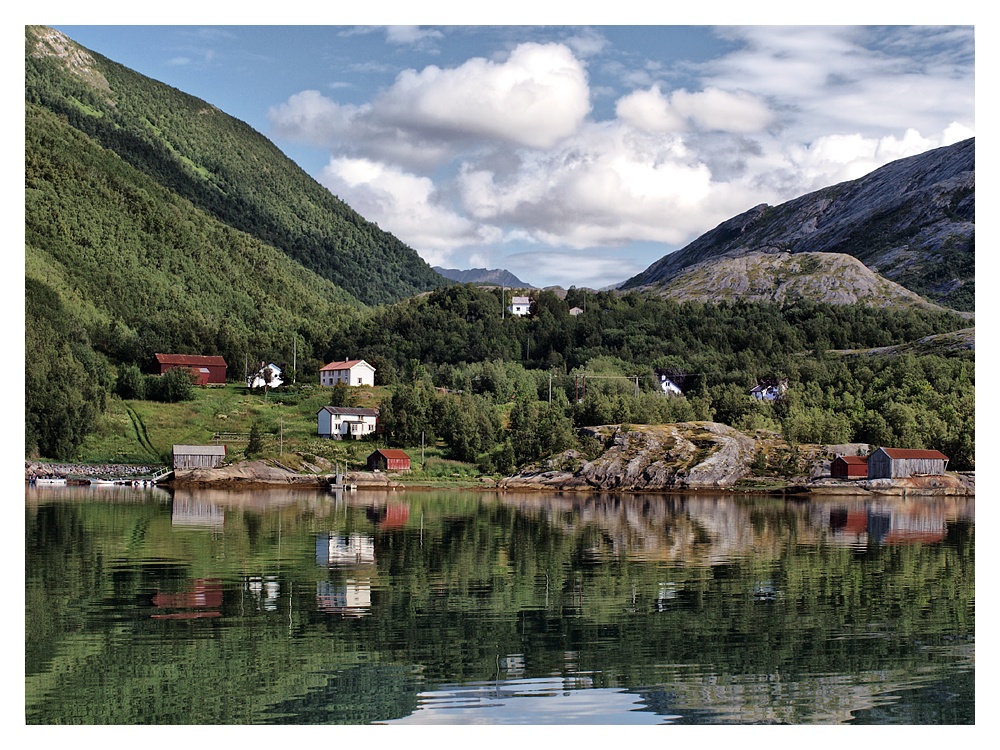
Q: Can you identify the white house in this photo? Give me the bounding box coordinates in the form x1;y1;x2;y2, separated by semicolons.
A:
659;375;683;396
509;296;531;316
247;362;283;389
320;359;376;387
317;406;378;440
750;381;788;401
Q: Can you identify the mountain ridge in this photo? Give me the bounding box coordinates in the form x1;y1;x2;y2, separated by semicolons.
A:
623;138;974;311
433;267;535;288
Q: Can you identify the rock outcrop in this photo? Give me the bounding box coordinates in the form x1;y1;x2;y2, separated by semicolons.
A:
499;422;758;491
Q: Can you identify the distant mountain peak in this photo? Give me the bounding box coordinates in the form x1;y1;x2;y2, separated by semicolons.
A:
434;267;535;288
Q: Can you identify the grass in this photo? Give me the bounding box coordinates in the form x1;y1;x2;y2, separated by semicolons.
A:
74;383;490;480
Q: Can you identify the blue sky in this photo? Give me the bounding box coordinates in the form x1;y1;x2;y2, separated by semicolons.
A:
40;15;976;289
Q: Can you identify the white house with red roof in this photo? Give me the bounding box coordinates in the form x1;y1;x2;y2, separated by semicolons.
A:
319;359;376;387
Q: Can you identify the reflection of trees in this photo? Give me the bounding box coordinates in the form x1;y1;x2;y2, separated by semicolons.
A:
25;488;974;724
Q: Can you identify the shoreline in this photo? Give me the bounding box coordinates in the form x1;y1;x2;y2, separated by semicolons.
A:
25;460;974;498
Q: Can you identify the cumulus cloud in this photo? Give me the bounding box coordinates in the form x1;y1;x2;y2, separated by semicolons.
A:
319;157;502;266
616;85;775;134
370;42;591;149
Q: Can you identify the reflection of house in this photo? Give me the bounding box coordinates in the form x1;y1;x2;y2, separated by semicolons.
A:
831;455;868;478
316;579;371;617
317;406;378;439
367;449;412;472
155;353;227;384
867;448;949;479
316;533;376;565
171;495;225;530
152;579;223;619
320;359;376;387
247;362;283;389
173;444;227;469
509;296;531;316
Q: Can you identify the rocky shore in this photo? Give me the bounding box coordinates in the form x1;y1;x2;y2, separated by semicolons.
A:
26;422;974;497
26;461;162;481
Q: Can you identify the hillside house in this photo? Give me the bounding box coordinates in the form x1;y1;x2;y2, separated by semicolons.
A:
867;448;949;479
367;449;412;472
659;374;683;396
509;296;531;316
247;362;283;389
172;444;227;469
750;380;788;401
317;406;378;440
831;455;868;478
155;353;227;385
320;359;376;387
569;306;584;316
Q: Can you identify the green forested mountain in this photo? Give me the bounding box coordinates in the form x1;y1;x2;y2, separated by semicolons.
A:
25;26;447;458
26;27;445;307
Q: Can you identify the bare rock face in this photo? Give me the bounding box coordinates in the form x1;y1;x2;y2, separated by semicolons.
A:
500;422;757;491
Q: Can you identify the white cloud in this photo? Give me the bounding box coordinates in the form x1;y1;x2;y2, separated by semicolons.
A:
384;26;444;47
319;157;502;266
371;42;591;149
617;85;774;134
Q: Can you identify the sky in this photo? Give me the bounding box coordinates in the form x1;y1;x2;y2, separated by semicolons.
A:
19;7;979;293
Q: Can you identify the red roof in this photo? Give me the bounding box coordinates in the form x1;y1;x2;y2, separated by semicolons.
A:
155;353;227;367
879;448;949;460
835;456;868;465
320;359;371;371
374;449;410;460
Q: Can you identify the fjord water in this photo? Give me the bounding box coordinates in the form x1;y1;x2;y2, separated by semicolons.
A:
25;486;974;725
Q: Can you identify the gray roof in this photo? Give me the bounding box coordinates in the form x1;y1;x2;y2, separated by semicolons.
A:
173;445;227;456
318;406;379;417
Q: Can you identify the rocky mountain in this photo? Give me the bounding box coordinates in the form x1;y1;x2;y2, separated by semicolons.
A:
650;251;946;310
623;139;974;311
433;267;534;288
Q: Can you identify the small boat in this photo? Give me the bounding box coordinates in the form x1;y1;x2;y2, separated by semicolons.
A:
89;478;118;486
34;477;66;486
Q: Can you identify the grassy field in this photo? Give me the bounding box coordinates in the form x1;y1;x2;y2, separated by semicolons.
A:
73;383;493;483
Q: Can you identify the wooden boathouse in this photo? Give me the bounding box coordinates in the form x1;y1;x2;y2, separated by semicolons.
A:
831;455;868;478
172;444;227;470
367;449;411;472
867;448;949;479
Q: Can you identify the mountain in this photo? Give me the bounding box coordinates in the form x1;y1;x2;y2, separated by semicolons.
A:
25;26;445;308
433;267;535;288
24;25;447;458
622;139;974;311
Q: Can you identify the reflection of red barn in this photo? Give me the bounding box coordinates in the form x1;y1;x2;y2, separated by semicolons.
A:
152;578;223;619
367;449;411;472
831;455;868;478
382;504;410;529
154;353;227;385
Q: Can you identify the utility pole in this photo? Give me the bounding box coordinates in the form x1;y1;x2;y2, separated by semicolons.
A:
279;416;283;457
548;373;552;405
292;334;296;383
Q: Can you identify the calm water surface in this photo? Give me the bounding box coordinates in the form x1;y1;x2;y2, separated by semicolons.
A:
25;485;974;724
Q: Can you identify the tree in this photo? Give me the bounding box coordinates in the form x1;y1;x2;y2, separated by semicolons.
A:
245;421;265;459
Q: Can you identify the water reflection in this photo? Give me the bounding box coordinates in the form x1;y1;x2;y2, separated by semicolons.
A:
25;486;974;725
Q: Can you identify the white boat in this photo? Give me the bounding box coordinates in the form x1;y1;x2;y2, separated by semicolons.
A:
33;477;66;485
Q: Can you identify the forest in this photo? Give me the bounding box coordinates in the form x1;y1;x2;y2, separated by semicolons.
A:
27;276;974;472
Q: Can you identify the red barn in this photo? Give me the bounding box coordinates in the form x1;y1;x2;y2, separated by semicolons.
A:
831;455;868;478
367;449;412;472
155;353;227;385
